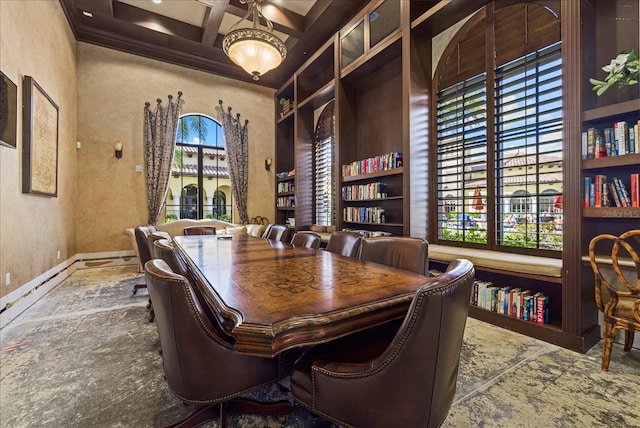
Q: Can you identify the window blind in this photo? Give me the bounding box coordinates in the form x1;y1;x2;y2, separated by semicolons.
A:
436;73;488;244
495;42;563;251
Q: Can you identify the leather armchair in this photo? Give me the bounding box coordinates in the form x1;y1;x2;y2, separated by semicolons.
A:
144;259;293;428
183;225;216;235
325;231;362;258
290;259;475;428
360;236;429;275
291;232;321;249
264;224;290;242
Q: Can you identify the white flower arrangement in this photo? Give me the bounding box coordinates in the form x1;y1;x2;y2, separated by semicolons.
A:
589;50;639;96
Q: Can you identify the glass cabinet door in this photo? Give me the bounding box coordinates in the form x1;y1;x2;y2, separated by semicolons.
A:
341;20;365;68
370;0;400;48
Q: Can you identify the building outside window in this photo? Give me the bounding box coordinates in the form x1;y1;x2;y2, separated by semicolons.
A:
435;4;562;253
165;114;233;223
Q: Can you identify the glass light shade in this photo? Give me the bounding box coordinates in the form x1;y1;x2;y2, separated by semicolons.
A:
223;28;286;80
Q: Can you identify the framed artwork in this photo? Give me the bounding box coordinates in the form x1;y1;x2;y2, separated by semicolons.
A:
22;76;58;197
0;71;18;149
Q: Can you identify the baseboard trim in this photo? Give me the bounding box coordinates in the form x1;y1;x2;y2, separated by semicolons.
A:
0;251;138;329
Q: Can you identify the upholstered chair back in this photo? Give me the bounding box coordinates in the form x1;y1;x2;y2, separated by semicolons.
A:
291;232;321;249
290;259;475;428
265;224;290;242
134;226;154;267
183;226;216;235
325;231;362;258
144;259;289;404
360;237;429;276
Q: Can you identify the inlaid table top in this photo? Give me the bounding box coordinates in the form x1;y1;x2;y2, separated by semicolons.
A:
173;234;428;357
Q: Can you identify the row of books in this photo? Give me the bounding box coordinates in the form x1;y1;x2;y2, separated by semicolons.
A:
343;206;386;224
471;280;550;325
342;182;388;201
280;98;292;114
277;181;294;194
276;196;295;208
583;174;640;208
582;120;640;159
343;228;393;238
342;152;403;177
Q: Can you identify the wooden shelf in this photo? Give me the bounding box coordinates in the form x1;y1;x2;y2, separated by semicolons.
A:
343;196;403;202
582;153;640;170
343;221;404;227
298;80;335;110
582;99;640;122
277;207;295;211
583;207;640;218
277;191;294;196
277;109;294;124
277;176;295;182
467;305;584;349
342;168;404;183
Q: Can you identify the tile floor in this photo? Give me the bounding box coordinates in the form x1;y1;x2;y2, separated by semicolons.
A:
1;266;638;427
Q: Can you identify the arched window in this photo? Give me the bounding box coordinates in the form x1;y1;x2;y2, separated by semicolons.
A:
540;189;560;213
510;190;531;214
435;1;562;252
166;114;233;222
314;101;335;226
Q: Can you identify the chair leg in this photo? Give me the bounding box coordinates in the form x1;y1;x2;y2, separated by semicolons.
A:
132;283;147;295
166;404;220;428
601;320;614;371
165;398;291;428
623;329;635;352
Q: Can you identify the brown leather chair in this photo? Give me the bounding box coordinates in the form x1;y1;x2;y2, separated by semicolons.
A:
261;224;274;239
291;232;321;249
588;229;640;371
325;231;362;258
133;226;154;295
290;259;475;428
151;239;187;277
264;224;290;242
360;236;429;276
144;259;293;428
183;225;216;235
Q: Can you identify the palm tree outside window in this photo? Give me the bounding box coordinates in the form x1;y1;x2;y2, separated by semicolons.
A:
166;114;233;223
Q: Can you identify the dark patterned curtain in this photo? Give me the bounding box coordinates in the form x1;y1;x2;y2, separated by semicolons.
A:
218;99;249;224
143;92;182;225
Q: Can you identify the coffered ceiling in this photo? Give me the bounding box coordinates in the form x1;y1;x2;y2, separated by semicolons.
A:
59;0;369;88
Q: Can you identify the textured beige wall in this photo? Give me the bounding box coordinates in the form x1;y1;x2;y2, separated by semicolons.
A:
76;43;276;253
0;1;78;297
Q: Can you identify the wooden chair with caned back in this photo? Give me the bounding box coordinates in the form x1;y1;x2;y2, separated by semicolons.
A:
588;229;640;371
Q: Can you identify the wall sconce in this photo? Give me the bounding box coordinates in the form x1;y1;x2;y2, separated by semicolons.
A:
265;156;272;171
114;141;123;159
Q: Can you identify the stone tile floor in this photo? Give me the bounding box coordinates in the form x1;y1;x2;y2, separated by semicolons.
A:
1;266;638;427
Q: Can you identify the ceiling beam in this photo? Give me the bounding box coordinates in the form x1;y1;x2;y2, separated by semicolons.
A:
200;0;229;46
76;0;113;17
225;0;305;39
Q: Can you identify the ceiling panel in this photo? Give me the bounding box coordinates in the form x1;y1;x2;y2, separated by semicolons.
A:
60;0;368;88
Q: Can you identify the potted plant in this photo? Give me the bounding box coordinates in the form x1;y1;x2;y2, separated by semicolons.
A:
590;50;639;96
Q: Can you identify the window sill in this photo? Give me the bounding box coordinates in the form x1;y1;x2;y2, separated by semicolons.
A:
429;244;562;279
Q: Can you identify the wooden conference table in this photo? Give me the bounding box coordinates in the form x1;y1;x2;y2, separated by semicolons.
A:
173;234;429;357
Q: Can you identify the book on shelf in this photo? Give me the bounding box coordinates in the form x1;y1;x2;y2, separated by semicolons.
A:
342;152;403;177
582;120;640;159
613;177;631;207
583;174;637;207
631;173;639;207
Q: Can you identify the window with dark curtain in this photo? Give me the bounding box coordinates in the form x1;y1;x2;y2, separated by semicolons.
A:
167;114;232;223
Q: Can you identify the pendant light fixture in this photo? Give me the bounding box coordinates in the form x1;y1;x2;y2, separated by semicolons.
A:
222;0;287;81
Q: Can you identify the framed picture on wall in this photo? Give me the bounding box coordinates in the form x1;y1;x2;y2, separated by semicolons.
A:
0;71;18;149
22;75;59;197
